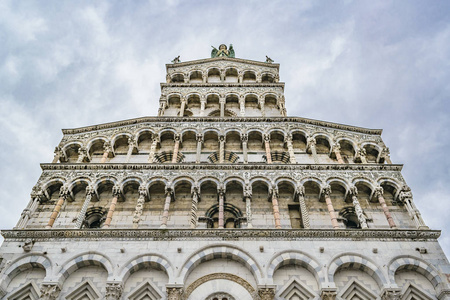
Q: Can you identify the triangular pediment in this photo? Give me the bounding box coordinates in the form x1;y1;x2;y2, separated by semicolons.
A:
7;281;40;300
277;277;319;300
400;282;436;300
127;281;164;300
337;278;378;300
65;280;101;300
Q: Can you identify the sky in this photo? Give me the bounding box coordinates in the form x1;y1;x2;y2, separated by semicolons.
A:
0;0;449;257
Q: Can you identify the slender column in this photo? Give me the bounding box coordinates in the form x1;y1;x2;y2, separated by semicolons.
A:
76;147;88;163
219;96;225;117
256;73;262;83
105;282;123;300
219;135;225;163
238;71;243;83
244;185;253;228
132;185;148;229
195;134;203;163
171;134;181;163
190;186;199;228
202;73;207;83
279;96;287;116
179;98;186;116
399;185;428;229
148;137;158;163
17;188;42;228
307;137;319;164
158;97;167;116
220;69;225;81
75;185;95;229
200;96;206;116
264;134;272;164
241;133;248;164
259;95;265;117
375;186;396;228
349;186;368;228
322;185;340;229
239;95;245;116
103;185;121;228
101;143;112;163
183;74;189;83
286;134;297;163
161;187;173;228
126;137;137;163
52;147;64;163
270;187;281;229
296;185;310;229
46;185;69;228
218;187;225;229
332;143;344;164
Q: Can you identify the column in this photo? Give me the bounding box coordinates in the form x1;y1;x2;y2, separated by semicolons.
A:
264;134;272;164
103;185;121;228
46;185;69;229
375;186;396;228
200;96;206;116
332;142;344;164
179;97;186;116
258;287;276;300
183;74;189;83
296;185;310;229
349;186;368;229
105;282;123;300
132;185;148;229
244;185;253;228
75;185;96;229
241;133;248;164
39;283;61;300
219;135;225;163
148;137;158;163
286;134;297;163
190;186;199;228
161;187;173;228
399;185;428;229
52;147;63;163
256;73;262;83
238;71;243;83
218;188;225;229
101;143;112;163
219;96;225;117
166;286;183;300
171;134;181;163
158;96;167;116
195;134;203;163
76;147;88;163
381;147;392;164
307;136;319;164
126;137;137;163
17;189;42;229
220;69;225;81
322;185;339;229
202;73;207;83
239;95;245;116
270;187;281;229
259;95;265;117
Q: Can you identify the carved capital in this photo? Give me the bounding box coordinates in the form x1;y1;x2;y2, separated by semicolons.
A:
59;185;70;199
350;185;358;196
375;186;384;198
39;283;61;300
105;282;123;300
258;287;275;300
399;185;413;202
165;186;173;197
321;184;332;197
244;185;253;198
174;134;181;142
381;289;401;300
138;185;148;197
85;185;95;196
196;133;203;142
332;142;341;152
241;133;248;142
263;133;270;142
112;185;121;197
219;135;225;142
320;289;337;300
167;287;183;300
296;185;305;197
103;142;112;153
307;136;316;146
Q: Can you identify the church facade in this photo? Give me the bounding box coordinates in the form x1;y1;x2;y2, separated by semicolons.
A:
1;46;449;300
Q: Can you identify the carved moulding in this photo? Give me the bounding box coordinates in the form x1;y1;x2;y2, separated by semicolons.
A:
1;229;441;242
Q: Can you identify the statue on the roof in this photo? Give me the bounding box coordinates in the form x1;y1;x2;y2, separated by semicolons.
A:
211;44;235;58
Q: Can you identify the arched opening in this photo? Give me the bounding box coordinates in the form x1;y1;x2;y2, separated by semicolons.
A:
265;94;278;116
181;131;197;162
261;73;275;83
225;68;238;82
208;68;221;83
65;144;81;163
244;94;259;116
243;71;256;83
137;131;153;153
363;144;380;163
338;140;356;163
225;131;241;153
171;73;184;83
315;136;331;154
87;139;105;163
205;203;243;228
187;94;201;116
189;71;203;83
292;132;307;152
247;131;264;162
206;94;220;114
225;94;239;115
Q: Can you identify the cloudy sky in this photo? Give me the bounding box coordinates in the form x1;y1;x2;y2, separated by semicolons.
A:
0;1;449;256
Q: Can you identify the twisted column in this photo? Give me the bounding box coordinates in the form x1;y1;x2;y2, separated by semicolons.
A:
307;136;319;164
101;143;112;163
218;188;225;229
171;134;181;163
132;185;148;229
332;142;344;164
161;187;173;228
219;135;225;163
264;134;272;164
286;134;296;163
126;137;137;163
244;185;253;228
241;133;248;163
190;186;199;228
296;185;310;229
148;137;158;163
322;185;340;229
350;186;368;229
75;185;96;229
46;185;69;229
195;134;203;163
375;186;396;228
103;185;121;228
270;187;281;229
399;185;428;229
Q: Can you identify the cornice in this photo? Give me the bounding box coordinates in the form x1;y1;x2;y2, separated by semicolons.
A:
61;117;382;135
40;163;403;172
166;56;280;70
160;82;285;89
1;228;440;241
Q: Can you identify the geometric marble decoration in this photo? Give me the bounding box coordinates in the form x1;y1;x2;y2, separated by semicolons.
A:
64;280;101;300
337;279;378;300
6;281;40;300
127;281;164;300
277;278;319;300
400;282;435;300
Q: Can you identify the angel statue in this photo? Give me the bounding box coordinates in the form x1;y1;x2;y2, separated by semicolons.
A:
211;44;235;58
